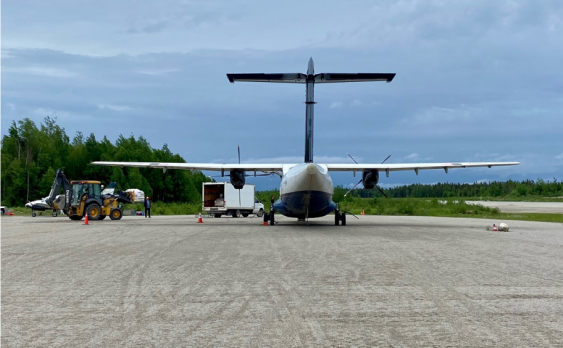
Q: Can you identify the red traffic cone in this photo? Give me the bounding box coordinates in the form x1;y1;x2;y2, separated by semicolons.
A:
83;212;89;225
361;210;365;215
197;213;203;223
263;221;268;226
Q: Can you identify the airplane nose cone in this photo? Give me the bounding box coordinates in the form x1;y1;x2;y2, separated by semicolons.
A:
307;163;318;175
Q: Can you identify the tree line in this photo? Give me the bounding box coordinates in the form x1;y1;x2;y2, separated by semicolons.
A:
1;117;211;207
333;179;562;201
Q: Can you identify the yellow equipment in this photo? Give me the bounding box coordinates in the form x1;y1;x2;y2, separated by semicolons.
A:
67;180;134;221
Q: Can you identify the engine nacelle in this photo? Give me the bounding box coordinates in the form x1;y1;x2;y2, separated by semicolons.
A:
362;170;379;189
230;169;246;189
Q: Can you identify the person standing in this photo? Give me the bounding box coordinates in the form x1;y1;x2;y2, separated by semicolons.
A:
144;196;151;218
270;195;275;211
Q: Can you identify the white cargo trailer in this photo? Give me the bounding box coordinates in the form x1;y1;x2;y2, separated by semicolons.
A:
202;182;265;218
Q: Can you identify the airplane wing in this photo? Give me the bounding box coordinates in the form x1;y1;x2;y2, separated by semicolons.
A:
227;73;307;83
314;73;395;83
91;161;285;173
326;162;520;173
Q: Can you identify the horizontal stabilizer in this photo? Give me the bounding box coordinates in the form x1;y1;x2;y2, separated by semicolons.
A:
227;73;307;83
314;73;395;83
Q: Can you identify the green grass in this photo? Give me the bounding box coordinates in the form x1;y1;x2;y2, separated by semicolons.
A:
338;198;563;223
122;202;202;215
5;198;563;223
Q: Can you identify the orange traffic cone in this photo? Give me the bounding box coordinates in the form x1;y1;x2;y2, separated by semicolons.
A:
197;213;203;223
361;210;365;215
83;212;89;225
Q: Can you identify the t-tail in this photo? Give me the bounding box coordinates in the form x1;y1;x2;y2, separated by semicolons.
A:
227;58;396;163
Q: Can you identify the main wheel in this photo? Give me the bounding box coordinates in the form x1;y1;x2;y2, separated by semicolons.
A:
256;209;264;218
69;215;83;221
335;211;340;226
86;203;102;220
32;211;37;217
341;213;347;226
110;209;122;220
270;211;275;225
242;213;249;217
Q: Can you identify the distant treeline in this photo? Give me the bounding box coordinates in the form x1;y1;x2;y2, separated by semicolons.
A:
1;117;211;207
333;179;562;201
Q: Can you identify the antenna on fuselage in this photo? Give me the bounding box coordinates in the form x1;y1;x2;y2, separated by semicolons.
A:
227;59;396;164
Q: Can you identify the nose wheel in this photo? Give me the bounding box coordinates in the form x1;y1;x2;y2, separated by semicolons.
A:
335;210;346;226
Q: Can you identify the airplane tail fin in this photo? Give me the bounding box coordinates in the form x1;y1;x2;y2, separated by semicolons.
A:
227;59;395;164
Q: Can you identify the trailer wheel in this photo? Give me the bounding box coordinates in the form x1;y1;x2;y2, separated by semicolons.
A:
242;213;249;217
256;209;264;217
232;210;241;218
110;209;122;220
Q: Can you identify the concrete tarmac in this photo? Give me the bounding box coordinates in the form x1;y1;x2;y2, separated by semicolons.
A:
466;201;563;214
2;214;563;347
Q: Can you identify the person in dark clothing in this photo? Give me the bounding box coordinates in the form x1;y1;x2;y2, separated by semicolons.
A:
144;196;151;218
270;195;275;211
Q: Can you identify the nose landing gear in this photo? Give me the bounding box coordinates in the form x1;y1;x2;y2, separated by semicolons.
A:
335;210;346;226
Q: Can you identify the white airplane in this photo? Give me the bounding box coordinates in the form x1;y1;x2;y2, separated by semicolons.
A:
93;58;519;225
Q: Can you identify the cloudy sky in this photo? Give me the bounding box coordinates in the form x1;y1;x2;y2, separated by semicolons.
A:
2;0;562;189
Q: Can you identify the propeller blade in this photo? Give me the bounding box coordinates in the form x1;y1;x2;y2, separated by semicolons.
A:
376;185;388;198
344;179;362;197
238;145;240;164
347;153;358;164
381;155;391;164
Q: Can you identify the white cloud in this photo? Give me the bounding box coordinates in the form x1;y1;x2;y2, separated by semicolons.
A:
138;69;179;76
33;107;92;121
330;101;342;108
405;153;419;160
3;66;77;78
98;104;133;112
351;100;362;107
556;153;563;159
409;106;478;125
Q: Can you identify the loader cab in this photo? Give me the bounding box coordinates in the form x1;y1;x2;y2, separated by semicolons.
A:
70;180;103;207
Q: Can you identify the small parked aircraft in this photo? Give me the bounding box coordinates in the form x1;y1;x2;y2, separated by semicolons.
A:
93;58;519;225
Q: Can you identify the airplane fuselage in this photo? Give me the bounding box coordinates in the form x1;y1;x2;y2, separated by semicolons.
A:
273;163;336;218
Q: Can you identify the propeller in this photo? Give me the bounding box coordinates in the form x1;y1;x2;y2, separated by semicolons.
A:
344;153;390;198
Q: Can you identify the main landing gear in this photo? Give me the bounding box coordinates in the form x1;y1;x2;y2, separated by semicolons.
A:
335;210;346;226
264;210;276;226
